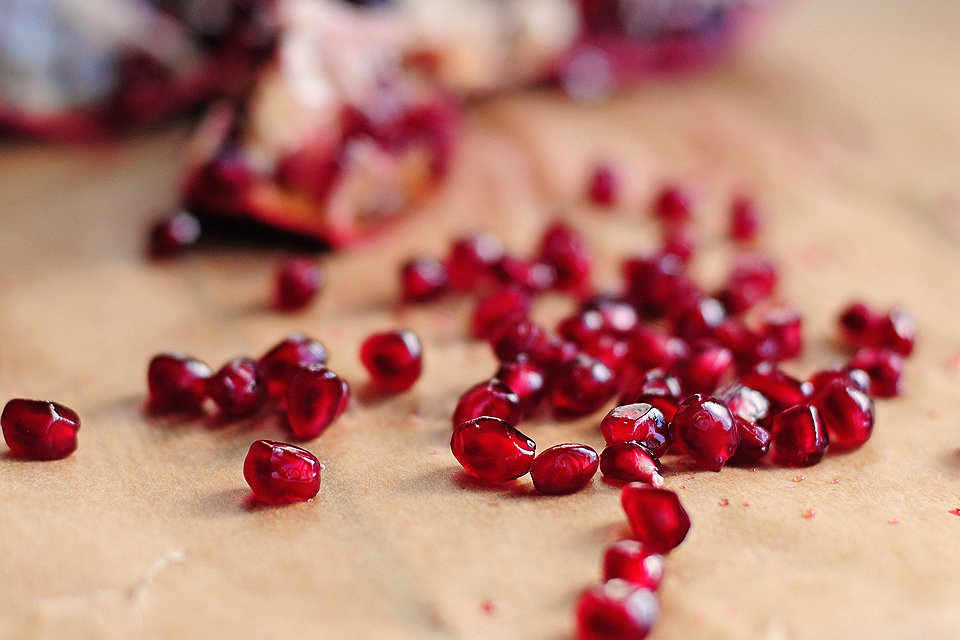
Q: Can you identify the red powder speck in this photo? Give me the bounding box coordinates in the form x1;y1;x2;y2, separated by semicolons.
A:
794;475;804;482
749;468;757;472
719;498;729;506
685;477;695;481
949;508;960;516
481;599;500;615
831;478;840;484
802;508;816;518
431;450;438;455
889;517;900;524
679;485;686;490
743;501;751;507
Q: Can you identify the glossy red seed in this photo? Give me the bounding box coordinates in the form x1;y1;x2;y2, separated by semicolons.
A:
549;354;617;419
272;258;323;312
147;352;212;414
147;210;201;259
286;364;350;440
258;334;329;404
808;365;870;395
618;369;683;422
662;225;696;263
729;195;761;241
771;404;828;467
1;399;80;460
717;254;777;315
714;318;775;371
672;341;736;396
453;379;523;428
538;337;581;379
576;580;659;640
582;335;631;378
494;255;556;292
207;357;266;418
876;307;916;357
717;383;770;424
600;442;664;486
538;221;592;291
495;360;547;417
588;164;618;206
360;329;423;393
602;540;665;590
727;416;771;466
622;327;688;381
653;184;693;224
530;443;599;494
813;381;874;451
558;310;607;349
671;297;726;343
621;483;691;552
600;403;669;458
471;286;532;340
849;347;905;398
740;362;811;418
623;253;699;319
759;307;803;361
243;439;320;504
839;301;879;348
581;296;640;336
401;257;448;302
447;232;505;291
491;317;550;363
671;394;739;472
450;416;536;483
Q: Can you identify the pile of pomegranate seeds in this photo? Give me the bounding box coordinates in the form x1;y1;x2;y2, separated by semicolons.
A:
1;399;81;460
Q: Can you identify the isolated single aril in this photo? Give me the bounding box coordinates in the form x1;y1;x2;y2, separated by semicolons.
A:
147;352;212;414
576;580;659;640
243;439;321;504
450;416;536;483
360;329;423;393
1;399;81;460
530;443;599;494
621;483;691;552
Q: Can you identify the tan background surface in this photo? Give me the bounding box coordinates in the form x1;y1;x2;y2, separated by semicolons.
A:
2;1;960;638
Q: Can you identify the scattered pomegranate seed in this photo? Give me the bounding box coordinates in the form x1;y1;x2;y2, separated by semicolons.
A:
807;365;870;395
802;508;816;518
147;352;212;414
727;416;771;466
537;221;593;291
622;327;689;383
549;354;617;419
949;508;960;516
494;255;556;292
771;404;828;467
1;399;80;460
838;302;917;357
600;403;670;458
558;310;607;348
623;253;698;319
671;297;726;343
401;257;448;302
876;307;916;357
450;416;536;483
447;232;505;291
653;184;693;224
452;379;523;428
839;302;879;348
207;357;266;418
495;360;547;418
587;164;618;207
849;347;905;398
576;579;659;640
672;341;736;396
581;296;641;337
530;443;599;495
602;540;665;591
600;442;664;486
621;483;691;552
258;334;329;405
717;254;777;315
717;383;770;424
619;369;684;422
740;362;811;420
272;258;323;313
491;317;551;363
360;329;423;393
729;195;761;241
471;286;532;340
812;380;874;452
759;307;804;361
243;439;321;504
285;364;350;440
147;210;201;259
670;394;739;472
662;225;696;263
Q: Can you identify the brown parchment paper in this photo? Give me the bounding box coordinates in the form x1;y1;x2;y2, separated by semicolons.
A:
2;1;960;639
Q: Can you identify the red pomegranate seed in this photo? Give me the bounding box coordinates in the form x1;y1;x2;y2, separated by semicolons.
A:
771;404;828;467
623;327;689;380
808;365;870;395
549;354;617;419
558;310;607;349
207;357;266;418
717;254;777;315
495;360;547;418
671;297;726;343
450;416;536;483
286;364;350;440
576;580;659;640
272;258;323;313
581;296;640;337
759;307;803;361
581;335;631;378
453;379;523;428
539;337;581;377
1;399;80;460
494;255;556;292
672;341;736;396
729;195;761;241
839;301;880;349
147;352;212;414
602;540;665;590
662;225;696;263
623;253;699;319
600;442;664;487
471;286;532;340
717;383;770;424
530;443;599;494
537;221;593;291
618;369;683;422
876;307;916;357
258;334;329;405
360;329;423;393
653;184;694;224
727;416;771;466
740;362;812;419
447;232;505;291
147;210;201;259
491;317;551;363
621;482;691;552
813;380;875;451
600;403;669;458
715;318;777;371
848;347;905;398
243;439;321;504
401;257;448;302
671;394;739;472
587;164;618;207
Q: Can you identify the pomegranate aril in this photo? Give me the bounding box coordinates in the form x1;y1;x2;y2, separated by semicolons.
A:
558;310;606;348
717;254;777;315
243;439;321;504
453;379;523;428
717;382;770;424
587;164;618;207
759;307;803;361
494;255;556;293
360;329;422;393
621;483;691;552
495;360;547;418
286;364;350;440
491;317;550;363
849;347;905;398
771;404;828;467
602;540;665;591
600;403;670;458
258;334;329;404
740;362;812;419
623;253;699;319
580;296;640;337
600;442;664;487
876;307;916;357
729;195;761;241
622;327;688;381
1;399;80;460
207;357;266;418
662;225;696;263
653;184;694;224
537;221;592;291
618;370;683;423
727;416;771;466
808;365;870;395
549;354;617;419
576;580;659;640
671;394;739;472
671;297;726;343
450;416;536;483
147;210;201;259
582;335;631;378
715;318;774;371
839;301;880;348
530;443;599;495
447;232;505;291
401;257;448;302
471;286;532;340
147;352;212;414
672;341;736;395
813;381;874;452
272;258;323;313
